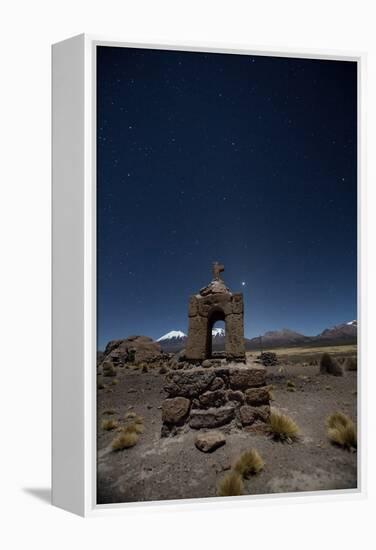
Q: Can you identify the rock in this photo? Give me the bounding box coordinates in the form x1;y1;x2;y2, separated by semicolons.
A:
210;376;225;391
189;406;235;429
162;397;191;425
229;366;266;389
164;368;216;398
202;359;213;368
239;404;270;426
199;389;227;408
195;431;226;453
244;387;270;406
226;389;245;404
239;405;257;426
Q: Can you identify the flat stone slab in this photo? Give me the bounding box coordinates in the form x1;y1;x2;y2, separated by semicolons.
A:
195;431;226;453
244;386;270;406
164;369;216;398
189;405;235;429
229;366;266;390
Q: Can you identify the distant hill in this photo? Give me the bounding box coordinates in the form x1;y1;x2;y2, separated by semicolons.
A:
156;320;357;353
246;329;310;350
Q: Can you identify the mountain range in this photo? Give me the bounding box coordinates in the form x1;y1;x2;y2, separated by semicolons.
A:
157;320;357;353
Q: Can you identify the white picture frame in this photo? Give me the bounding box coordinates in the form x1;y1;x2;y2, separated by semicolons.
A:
52;34;366;517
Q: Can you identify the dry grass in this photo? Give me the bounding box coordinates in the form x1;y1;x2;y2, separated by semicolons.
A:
102;408;116;415
102;362;117;377
217;472;244;497
101;418;119;431
319;353;343;376
123;421;144;434
268;409;300;443
124;411;137;419
111;431;139;450
233;449;264;478
326;412;357;450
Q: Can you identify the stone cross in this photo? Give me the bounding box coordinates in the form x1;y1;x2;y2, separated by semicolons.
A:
212;261;224;281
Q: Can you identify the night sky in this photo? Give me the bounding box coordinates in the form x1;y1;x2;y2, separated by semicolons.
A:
97;46;357;350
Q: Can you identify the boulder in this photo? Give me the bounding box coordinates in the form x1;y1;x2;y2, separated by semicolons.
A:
162;397;191;425
244;387;270;406
189;406;235;429
103;335;162;365
257;352;278;366
164;368;216;398
229;366;266;389
195;431;226;453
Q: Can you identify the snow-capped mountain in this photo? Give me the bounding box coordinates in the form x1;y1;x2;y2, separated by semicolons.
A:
314;320;357;343
157;330;187;342
212;327;225;338
157;330;187;353
157;327;226;352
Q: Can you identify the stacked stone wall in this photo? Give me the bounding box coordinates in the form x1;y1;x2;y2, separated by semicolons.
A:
161;364;270;436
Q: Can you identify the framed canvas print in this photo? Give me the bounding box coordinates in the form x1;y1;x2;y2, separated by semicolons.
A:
52;35;365;516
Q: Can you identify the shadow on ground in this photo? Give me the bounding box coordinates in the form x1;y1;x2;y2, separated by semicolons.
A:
23;488;51;504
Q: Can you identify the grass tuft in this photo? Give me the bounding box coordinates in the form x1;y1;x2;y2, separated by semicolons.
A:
111;431;139;451
233;449;264;478
268;409;300;443
217;472;244;497
319;353;343;376
101;418;118;431
326;412;356;450
102;408;116;415
123;421;144;434
102;362;117;377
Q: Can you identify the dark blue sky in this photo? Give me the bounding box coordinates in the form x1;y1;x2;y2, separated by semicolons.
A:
97;46;357;350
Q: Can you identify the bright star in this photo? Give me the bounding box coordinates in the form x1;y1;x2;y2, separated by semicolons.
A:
241;281;246;286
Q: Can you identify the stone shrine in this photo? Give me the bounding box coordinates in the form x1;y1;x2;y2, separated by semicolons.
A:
185;262;246;362
161;264;271;437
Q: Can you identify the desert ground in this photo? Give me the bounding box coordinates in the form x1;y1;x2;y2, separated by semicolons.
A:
97;345;357;505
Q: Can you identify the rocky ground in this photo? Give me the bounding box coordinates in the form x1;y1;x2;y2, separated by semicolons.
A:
97;349;357;505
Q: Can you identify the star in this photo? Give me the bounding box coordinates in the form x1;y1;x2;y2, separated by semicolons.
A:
241;281;246;286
